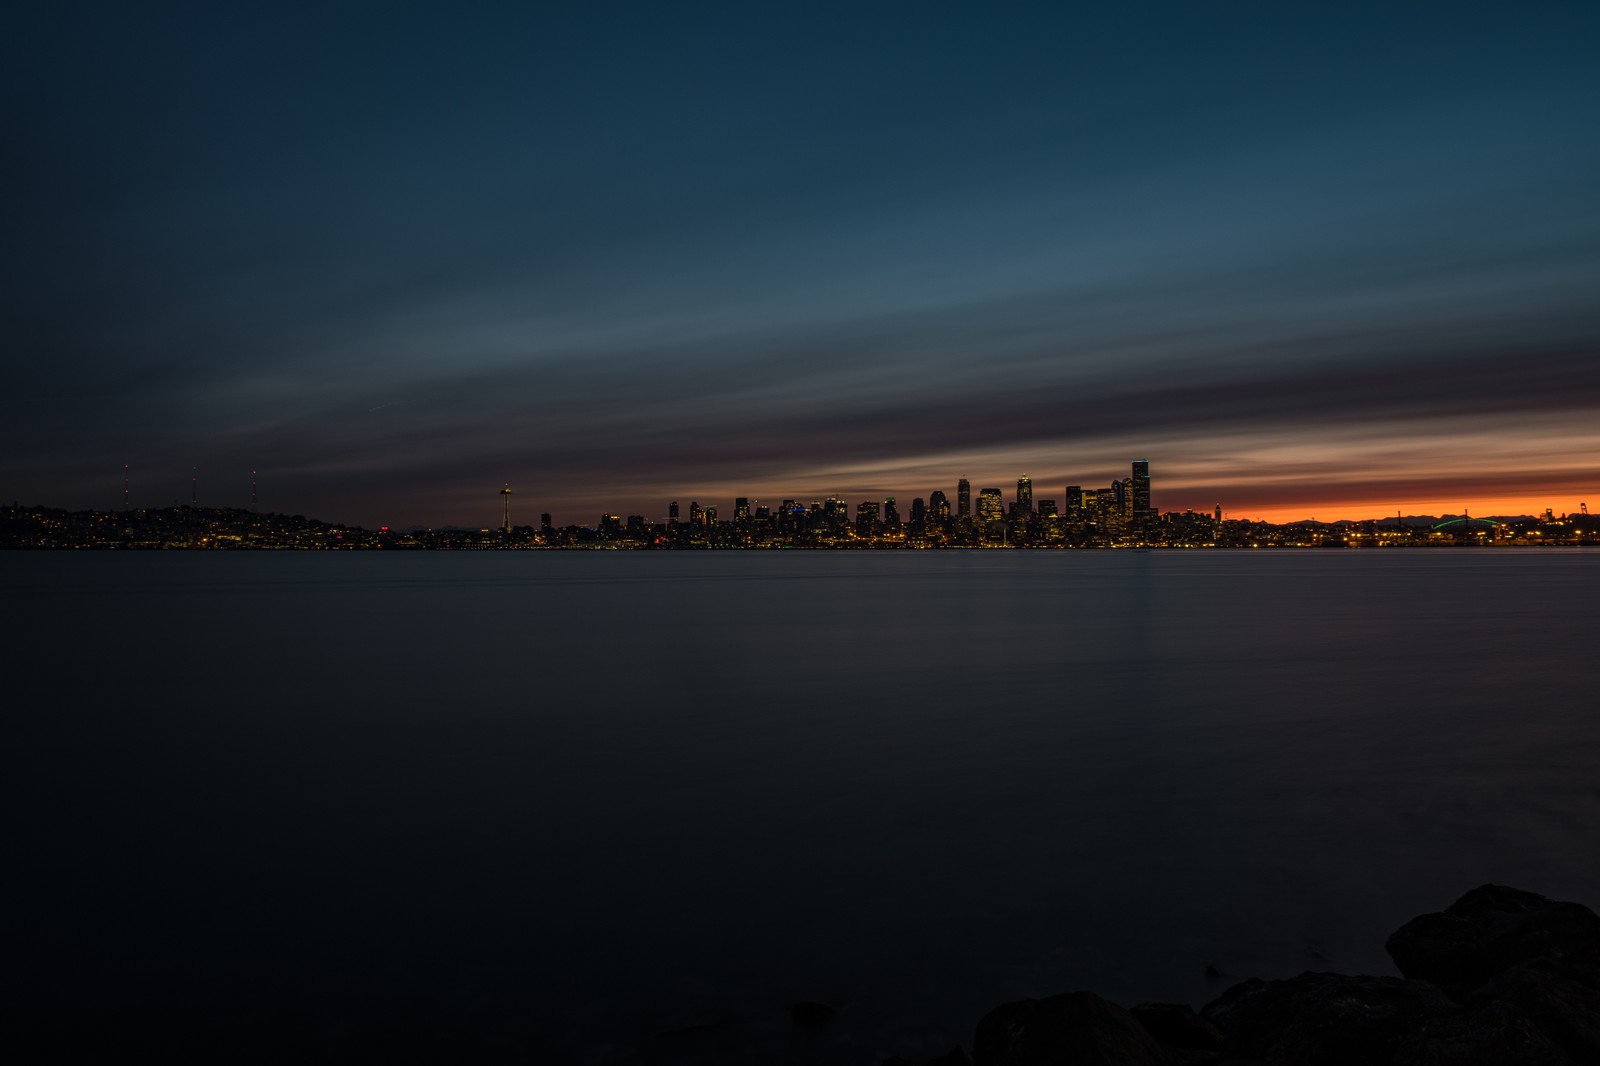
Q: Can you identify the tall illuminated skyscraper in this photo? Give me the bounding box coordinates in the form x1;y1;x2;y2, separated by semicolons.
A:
1131;460;1151;520
957;478;971;517
977;488;1004;523
929;490;950;522
1017;474;1032;513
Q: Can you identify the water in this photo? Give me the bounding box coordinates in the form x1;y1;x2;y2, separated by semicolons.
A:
6;549;1599;1062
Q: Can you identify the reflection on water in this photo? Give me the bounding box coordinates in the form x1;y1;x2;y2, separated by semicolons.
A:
8;550;1600;1061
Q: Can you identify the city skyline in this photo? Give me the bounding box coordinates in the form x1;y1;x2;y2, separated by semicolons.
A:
5;6;1599;528
47;454;1594;532
65;451;1600;528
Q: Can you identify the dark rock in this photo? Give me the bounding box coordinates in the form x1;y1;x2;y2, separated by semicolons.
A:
1162;1053;1220;1066
925;1047;974;1066
1130;1002;1223;1052
1391;1000;1576;1065
1465;952;1600;1063
1385;884;1600;999
1203;971;1457;1065
972;991;1165;1066
790;1000;835;1030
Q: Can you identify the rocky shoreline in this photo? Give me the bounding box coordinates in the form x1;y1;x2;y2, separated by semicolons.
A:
884;885;1599;1065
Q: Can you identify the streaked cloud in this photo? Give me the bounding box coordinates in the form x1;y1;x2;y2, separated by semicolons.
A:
3;4;1598;524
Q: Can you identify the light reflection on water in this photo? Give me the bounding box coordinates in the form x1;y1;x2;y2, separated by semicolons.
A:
8;550;1600;1061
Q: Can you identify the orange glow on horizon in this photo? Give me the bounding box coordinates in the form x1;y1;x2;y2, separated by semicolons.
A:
1223;494;1586;524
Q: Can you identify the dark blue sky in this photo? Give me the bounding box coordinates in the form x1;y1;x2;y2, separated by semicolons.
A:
6;2;1599;524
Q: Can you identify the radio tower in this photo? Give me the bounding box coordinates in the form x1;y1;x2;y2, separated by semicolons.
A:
123;464;130;510
251;469;258;510
501;485;512;533
191;467;198;507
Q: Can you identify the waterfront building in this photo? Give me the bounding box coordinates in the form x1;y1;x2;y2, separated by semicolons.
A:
957;478;971;518
855;500;881;536
1093;487;1117;526
1017;475;1033;513
977;488;1005;524
1131;460;1152;522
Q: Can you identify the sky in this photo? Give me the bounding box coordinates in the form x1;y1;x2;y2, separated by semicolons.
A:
5;2;1599;526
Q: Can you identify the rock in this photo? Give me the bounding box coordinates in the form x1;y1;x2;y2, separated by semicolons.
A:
1129;1002;1223;1052
1465;952;1600;1063
1391;1000;1576;1065
925;1047;974;1066
1202;971;1457;1064
790;1000;835;1030
1385;885;1600;999
935;887;1600;1066
971;991;1165;1066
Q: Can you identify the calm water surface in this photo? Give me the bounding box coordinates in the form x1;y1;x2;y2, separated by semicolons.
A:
7;550;1600;1062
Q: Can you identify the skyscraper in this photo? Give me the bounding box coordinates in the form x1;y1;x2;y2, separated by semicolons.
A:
1131;460;1151;521
1017;474;1032;513
957;478;971;518
929;490;950;522
978;488;1004;523
855;500;880;535
734;497;751;524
